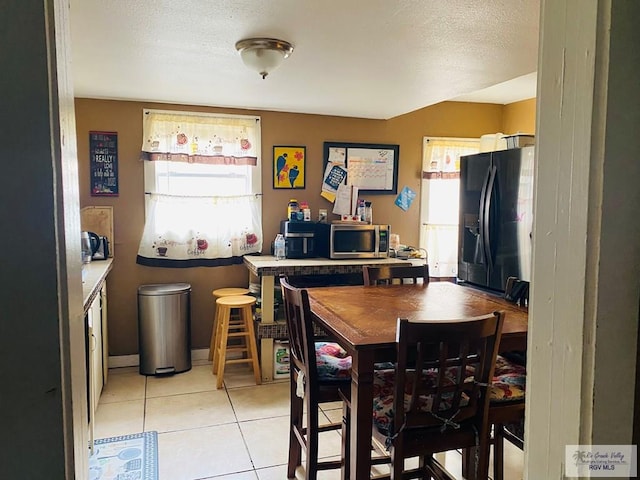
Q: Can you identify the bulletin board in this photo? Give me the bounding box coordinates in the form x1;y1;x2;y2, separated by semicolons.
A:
323;142;399;194
90;131;119;196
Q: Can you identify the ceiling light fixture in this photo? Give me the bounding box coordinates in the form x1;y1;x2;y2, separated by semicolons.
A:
235;38;294;79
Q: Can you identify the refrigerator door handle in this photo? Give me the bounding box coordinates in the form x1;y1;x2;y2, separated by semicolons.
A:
483;165;497;270
478;167;492;266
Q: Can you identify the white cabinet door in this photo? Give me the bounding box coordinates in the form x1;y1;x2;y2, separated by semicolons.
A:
100;282;108;385
89;293;103;415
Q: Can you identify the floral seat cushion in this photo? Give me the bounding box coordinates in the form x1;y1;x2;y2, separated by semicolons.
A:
315;342;351;381
371;355;527;435
372;367;473;435
490;355;526;403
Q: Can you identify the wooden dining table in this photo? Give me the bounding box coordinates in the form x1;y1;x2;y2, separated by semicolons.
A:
306;281;528;480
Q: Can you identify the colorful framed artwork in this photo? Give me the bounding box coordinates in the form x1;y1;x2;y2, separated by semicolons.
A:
273;146;306;189
90;131;119;196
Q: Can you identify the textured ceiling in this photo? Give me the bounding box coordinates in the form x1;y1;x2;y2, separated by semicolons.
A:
69;0;540;120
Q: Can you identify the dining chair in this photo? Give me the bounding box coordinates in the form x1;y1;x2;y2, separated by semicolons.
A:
279;275;352;480
463;352;526;480
362;264;430;286
370;311;505;480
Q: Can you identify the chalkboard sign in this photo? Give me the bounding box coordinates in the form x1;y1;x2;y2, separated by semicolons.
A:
90;131;118;196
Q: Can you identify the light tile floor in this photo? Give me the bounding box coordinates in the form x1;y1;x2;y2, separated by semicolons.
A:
95;361;524;479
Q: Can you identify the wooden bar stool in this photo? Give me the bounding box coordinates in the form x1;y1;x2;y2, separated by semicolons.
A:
208;287;250;362
212;295;261;389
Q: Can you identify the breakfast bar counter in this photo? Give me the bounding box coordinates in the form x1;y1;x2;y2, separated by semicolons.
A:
243;254;425;381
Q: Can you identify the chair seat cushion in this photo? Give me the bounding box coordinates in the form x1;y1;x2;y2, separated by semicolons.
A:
372;367;472;435
315;342;352;381
490;355;526;403
371;355;527;434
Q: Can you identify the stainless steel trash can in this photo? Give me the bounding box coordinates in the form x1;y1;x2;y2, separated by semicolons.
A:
138;283;191;375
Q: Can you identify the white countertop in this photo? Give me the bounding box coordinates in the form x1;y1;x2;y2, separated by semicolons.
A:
243;255;425;277
82;258;113;312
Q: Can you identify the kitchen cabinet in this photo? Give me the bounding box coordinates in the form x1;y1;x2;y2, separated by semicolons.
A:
87;282;107;414
83;258;113;452
243;255;426;381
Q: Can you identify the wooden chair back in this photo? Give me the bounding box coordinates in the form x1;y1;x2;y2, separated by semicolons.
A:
382;311;504;478
279;275;350;478
279;275;317;388
363;264;429;286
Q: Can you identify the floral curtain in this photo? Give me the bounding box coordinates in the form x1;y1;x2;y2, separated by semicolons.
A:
420;138;479;278
140;109;259;164
137;110;262;268
137;193;262;267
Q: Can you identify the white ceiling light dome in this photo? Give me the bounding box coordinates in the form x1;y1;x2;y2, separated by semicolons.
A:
235;38;294;79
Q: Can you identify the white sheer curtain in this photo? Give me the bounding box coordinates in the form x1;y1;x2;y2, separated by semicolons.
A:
137;109;262;267
420;138;479;278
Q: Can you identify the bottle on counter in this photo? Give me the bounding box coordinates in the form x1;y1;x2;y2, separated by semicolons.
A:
364;201;373;224
300;201;311;221
357;199;366;221
287;199;300;221
274;233;286;260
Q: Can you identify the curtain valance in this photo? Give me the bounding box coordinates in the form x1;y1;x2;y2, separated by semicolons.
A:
141;109;259;165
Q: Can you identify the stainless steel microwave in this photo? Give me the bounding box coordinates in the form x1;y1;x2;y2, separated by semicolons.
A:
317;223;390;259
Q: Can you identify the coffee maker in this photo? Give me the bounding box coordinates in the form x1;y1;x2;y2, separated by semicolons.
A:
280;220;318;258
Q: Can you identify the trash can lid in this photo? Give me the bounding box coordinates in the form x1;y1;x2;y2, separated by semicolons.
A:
138;283;192;295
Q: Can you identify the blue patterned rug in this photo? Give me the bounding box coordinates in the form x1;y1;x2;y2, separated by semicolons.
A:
89;431;158;480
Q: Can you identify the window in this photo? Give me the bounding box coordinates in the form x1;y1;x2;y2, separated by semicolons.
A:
137;109;262;267
419;137;480;278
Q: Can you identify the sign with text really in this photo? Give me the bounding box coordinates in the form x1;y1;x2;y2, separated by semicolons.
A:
90;131;118;196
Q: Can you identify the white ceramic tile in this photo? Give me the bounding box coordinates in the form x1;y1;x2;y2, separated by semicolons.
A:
227;382;290;421
144;390;236;433
321;407;344;425
158;424;253;479
94;400;144;439
96;367;527;480
239;416;289;469
222;363;266;389
99;371;146;403
240;415;343;470
146;364;218;398
256;463;344;480
201;471;258;480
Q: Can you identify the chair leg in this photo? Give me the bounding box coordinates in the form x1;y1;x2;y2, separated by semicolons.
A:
462;447;477;480
390;443;404;480
305;395;319;480
476;424;492;480
215;306;230;389
209;305;220;363
288;373;303;478
493;423;505;480
242;305;261;384
341;396;350;480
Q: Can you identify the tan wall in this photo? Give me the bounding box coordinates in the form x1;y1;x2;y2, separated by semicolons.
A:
75;98;531;356
502;98;537;134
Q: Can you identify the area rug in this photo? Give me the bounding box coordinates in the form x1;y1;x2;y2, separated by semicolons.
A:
89;431;158;480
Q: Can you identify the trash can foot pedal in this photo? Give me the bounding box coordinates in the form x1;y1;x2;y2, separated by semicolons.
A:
155;367;176;375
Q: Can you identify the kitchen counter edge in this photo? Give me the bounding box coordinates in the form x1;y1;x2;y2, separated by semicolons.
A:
82;258;113;313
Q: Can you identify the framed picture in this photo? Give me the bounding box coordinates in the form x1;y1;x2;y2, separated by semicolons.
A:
90;131;119;196
323;141;399;194
273;146;306;189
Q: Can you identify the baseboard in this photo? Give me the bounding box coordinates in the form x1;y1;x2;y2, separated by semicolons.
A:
108;348;210;369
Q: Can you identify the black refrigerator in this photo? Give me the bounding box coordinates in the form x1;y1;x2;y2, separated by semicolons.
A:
458;146;535;292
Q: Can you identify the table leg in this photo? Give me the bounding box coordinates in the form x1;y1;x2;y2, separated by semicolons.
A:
260;274;275;382
349;349;375;480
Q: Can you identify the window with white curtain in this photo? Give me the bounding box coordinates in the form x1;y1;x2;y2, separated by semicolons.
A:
419;137;480;278
137;109;263;267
